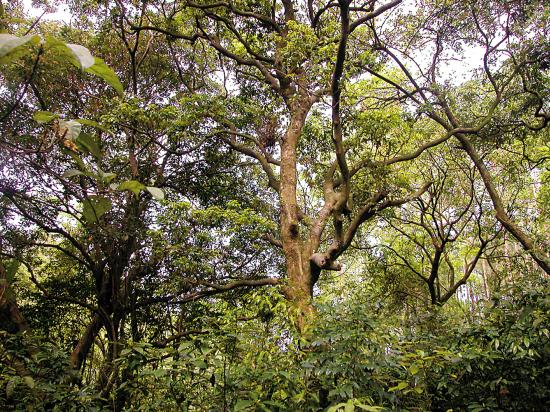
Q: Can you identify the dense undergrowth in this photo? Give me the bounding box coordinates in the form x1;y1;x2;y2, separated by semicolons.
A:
2;278;548;411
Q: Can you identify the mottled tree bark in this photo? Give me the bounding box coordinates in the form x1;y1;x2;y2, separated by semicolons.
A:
279;101;316;331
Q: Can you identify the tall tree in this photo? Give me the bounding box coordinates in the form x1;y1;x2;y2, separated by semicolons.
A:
121;0;549;329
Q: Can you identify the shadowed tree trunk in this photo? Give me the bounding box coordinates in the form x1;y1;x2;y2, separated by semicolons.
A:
0;260;29;334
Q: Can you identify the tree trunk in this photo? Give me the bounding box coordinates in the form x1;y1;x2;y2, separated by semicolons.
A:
481;259;491;300
71;314;103;370
0;261;29;334
279;102;315;332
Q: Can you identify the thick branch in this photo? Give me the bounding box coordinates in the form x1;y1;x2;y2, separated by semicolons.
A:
136;277;280;308
349;0;403;33
331;0;351;191
215;131;280;191
152;330;209;348
457;135;550;274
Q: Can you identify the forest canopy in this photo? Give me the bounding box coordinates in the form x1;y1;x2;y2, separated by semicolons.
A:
0;0;549;410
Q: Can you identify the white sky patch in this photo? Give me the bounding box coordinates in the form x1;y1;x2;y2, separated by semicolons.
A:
435;46;487;85
23;0;73;25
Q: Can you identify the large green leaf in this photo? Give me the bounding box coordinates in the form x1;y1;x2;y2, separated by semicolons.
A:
0;34;38;62
86;58;124;96
33;111;59;124
98;169;117;184
388;381;408;392
234;400;255;411
44;37;123;95
44;36;78;65
82;196;112;222
62;169;85;178
76;118;113;134
118;180;146;196
23;376;35;389
76;132;102;158
45;37;93;70
68;151;89;173
355;405;385;411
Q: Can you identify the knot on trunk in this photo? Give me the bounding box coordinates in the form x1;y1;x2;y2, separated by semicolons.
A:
310;253;342;271
289;223;300;238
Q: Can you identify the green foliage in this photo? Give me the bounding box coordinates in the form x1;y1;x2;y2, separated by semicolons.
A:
33;111;59;124
81;195;112;222
0;33;40;64
85;57;123;96
1;1;549;411
0;333;106;411
32;278;540;411
1;33;122;95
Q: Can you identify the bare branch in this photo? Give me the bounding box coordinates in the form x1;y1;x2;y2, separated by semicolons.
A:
349;0;403;33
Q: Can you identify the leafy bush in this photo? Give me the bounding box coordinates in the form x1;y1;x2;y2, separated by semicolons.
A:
0;333;105;411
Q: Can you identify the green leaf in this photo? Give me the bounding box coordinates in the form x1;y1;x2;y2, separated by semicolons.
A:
44;38;95;70
146;186;165;201
151;368;167;377
44;38;121;96
134;347;146;356
388;381;408;392
119;349;132;357
23;376;35;389
76;132;102;158
44;36;82;68
62;169;85;178
192;360;208;369
58;119;82;141
33;111;59;124
234;399;254;411
344;400;354;412
82;196;112;222
355;405;384;411
118;180;145;196
67;150;84;168
75;118;113;134
86;58;124;96
0;34;38;61
66;43;95;69
413;386;423;394
409;364;419;375
263;401;285;408
98;170;117;184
